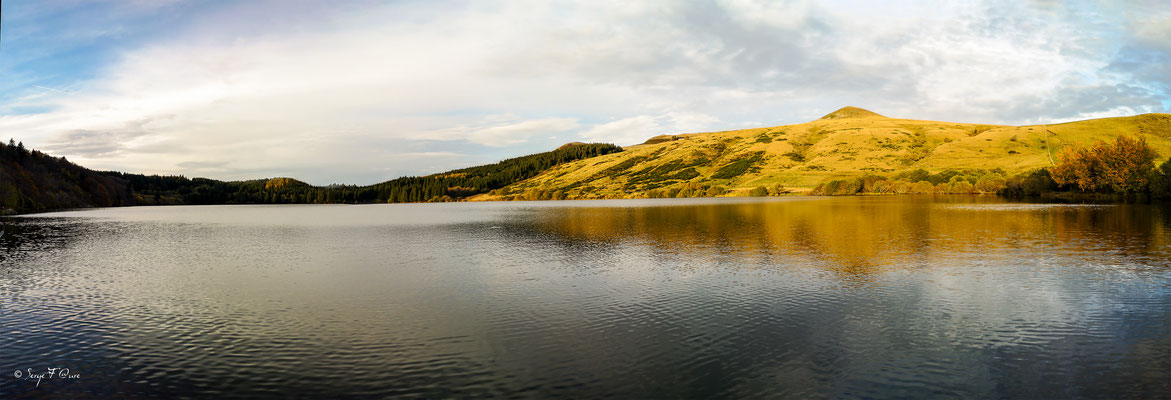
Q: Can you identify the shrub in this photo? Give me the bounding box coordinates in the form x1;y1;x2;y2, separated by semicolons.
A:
946;178;974;194
974;177;1007;193
929;170;960;185
767;183;786;196
1003;169;1057;196
859;175;885;193
1051;136;1158;194
895;169;930;183
911;181;935;194
749;186;768;197
813;180;837;195
891;180;912;194
969;125;993;136
834;179;861;195
711;152;765;179
1150;160;1171;199
813;179;862;196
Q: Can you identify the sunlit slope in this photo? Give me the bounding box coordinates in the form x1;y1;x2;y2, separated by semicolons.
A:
486;107;1171;198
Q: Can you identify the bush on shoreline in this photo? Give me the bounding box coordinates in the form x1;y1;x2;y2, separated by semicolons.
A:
1051;136;1157;195
810;136;1171;200
811;168;1011;196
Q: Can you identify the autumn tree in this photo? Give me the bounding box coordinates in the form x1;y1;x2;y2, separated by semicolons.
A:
1150;158;1171;199
1051;136;1158;194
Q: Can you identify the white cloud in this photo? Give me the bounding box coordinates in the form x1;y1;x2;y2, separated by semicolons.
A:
581;112;719;145
409;117;581;147
397;151;466;159
466;118;581;147
581;116;663;145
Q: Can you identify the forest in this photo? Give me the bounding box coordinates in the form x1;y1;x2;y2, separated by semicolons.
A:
0;139;134;213
0;141;621;213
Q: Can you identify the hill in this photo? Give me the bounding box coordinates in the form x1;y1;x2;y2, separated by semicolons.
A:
0;139;134;214
478;107;1171;199
99;142;621;205
0;141;621;213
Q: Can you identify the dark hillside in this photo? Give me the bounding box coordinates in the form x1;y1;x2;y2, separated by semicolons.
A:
0;139;134;214
1;141;622;213
102;142;624;204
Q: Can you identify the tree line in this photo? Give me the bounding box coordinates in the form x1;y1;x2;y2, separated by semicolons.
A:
1;140;621;213
0;139;134;213
103;142;624;205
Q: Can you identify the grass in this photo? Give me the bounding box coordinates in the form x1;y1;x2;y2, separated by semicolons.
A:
477;107;1171;199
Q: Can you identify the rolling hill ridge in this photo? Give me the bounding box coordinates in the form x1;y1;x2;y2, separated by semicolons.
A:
478;107;1171;200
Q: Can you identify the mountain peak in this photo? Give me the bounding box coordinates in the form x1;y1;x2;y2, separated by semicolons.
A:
818;106;886;120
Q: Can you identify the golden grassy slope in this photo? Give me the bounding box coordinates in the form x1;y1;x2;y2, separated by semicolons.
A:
478;107;1171;199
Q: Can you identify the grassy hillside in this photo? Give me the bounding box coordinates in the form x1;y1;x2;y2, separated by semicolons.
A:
482;107;1171;199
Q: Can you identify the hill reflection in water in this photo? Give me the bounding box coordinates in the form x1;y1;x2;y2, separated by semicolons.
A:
520;196;1171;281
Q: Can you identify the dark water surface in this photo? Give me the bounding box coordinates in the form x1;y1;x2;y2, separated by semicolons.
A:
2;197;1170;398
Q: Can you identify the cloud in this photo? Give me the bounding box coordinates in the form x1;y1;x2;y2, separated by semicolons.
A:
38;116;169;157
581;112;719;145
580;116;662;145
429;117;582;147
176;160;229;169
397;152;467;159
0;0;1167;183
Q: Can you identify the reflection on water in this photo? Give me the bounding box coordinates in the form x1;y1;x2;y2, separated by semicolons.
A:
526;197;1171;280
1;198;1170;398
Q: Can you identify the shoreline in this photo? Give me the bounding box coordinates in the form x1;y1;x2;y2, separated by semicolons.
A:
4;191;1159;216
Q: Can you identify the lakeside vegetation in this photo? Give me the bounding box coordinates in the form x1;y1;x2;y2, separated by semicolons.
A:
810;136;1171;199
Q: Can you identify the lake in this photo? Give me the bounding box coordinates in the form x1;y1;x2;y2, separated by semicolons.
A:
2;196;1170;398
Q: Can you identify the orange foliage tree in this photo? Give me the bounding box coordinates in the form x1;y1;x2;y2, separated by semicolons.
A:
1051;136;1158;194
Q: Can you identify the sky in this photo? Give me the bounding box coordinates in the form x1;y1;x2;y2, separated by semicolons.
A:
1;0;1169;185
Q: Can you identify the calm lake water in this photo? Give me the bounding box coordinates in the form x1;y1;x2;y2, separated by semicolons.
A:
2;196;1170;398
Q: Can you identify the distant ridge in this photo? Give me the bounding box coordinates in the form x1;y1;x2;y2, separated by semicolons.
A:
642;134;686;145
557;142;587;150
0;140;624;213
818;106;885;120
